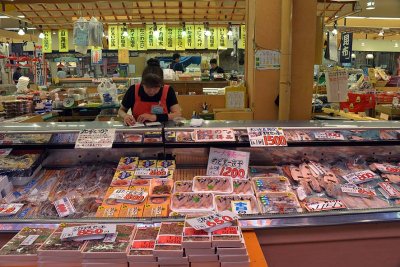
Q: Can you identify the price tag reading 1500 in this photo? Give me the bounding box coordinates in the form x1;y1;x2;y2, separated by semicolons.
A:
247;127;287;147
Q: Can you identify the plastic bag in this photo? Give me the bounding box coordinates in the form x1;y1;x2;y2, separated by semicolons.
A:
97;78;118;105
88;17;103;47
73;17;89;54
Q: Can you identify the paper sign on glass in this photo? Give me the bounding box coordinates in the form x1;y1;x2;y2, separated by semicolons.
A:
207;148;250;179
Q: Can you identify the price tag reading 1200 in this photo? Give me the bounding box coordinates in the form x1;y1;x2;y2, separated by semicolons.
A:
247;127;287;147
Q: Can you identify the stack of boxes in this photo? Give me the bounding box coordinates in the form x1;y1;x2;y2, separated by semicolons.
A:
128;226;160;267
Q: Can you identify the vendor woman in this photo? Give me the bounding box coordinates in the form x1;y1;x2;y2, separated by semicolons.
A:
118;58;181;125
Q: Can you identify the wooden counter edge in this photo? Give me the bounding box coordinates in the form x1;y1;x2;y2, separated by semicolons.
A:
243;231;269;267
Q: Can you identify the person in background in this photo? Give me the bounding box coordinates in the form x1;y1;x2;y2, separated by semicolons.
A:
26;69;35;82
56;67;67;79
113;70;120;78
169;53;184;72
13;67;22;84
118;58;181;125
209;59;224;79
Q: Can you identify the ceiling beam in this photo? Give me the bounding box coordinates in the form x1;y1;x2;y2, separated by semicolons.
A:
1;0;243;3
0;28;38;42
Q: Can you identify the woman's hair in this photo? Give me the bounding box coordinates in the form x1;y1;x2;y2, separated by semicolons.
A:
142;58;164;88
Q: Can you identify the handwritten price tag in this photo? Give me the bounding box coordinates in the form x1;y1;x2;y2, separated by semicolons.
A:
186;211;240;232
313;131;345;140
207;148;250;179
75;129;116;149
157;235;182;245
134;168;169;178
342;170;379;184
247;127;287;147
60;224;117;241
304;200;347;212
132;240;155;250
54;197;76;217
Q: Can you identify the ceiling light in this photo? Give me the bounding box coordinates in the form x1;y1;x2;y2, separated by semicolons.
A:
351;53;356;59
378;29;384;36
38;25;44;39
153;22;160;38
122;23;128;37
395;43;399;48
332;21;338;35
52;31;56;35
366;53;374;59
0;15;9;19
181;22;187;37
366;0;375;10
17;15;25;18
17;20;25;36
361;42;365;47
204;22;211;37
227;22;233;36
332;28;338;35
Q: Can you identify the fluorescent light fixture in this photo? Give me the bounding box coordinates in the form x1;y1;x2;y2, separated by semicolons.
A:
395;43;399;48
17;15;25;18
366;0;375;10
227;22;233;36
366;53;374;59
182;29;187;37
122;23;129;37
4;27;36;30
0;15;9;19
361;42;365;47
152;22;160;38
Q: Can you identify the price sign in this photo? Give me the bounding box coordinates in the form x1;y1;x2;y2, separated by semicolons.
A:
378;182;400;199
0;148;12;156
193;129;236;142
313;131;345;140
212;226;239;235
132;240;155;250
54;197;76;217
75;129;116;149
108;189;148;204
184;227;210;237
103;232;118;243
60;224;116;241
134;168;169;178
231;200;252;215
157;235;182;245
247;127;287;147
304;200;347;212
373;163;400;174
0;203;24;216
20;235;40;246
341;184;377;198
186;211;240;232
342;170;379;184
207;148;249;179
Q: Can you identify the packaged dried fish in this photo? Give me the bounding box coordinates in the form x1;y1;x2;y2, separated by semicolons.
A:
257;192;302;214
171;192;215;213
192;176;233;194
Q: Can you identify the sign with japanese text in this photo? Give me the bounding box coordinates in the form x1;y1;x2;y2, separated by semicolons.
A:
166;27;176;51
193;129;236;142
146;24;156;49
156;24;166;49
185;24;195;49
195;24;205;49
60;224;117;241
207;147;250;179
58;29;68;52
186;211;240;232
128;28;138;50
247;127;287;147
176;27;185;51
218;27;228;49
313;131;345;140
75;129;116;149
138;27;147;50
0;203;24;217
54;197;76;217
340;32;353;63
34;45;45;85
118;26;128;49
118;48;129;64
132;240;155;250
305;200;347;212
208;27;218;50
342;170;380;184
108;26;119;50
325;70;349;102
91;47;102;64
42;30;52;53
239;25;246;49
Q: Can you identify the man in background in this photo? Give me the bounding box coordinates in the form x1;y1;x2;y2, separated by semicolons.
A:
12;67;22;84
169;53;184;72
209;58;224;79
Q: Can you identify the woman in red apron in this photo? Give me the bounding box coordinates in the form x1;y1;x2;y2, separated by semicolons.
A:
118;59;181;125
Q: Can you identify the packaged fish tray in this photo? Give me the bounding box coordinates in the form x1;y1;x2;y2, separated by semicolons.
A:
149;178;173;198
0;227;54;262
182;227;212;249
171;192;215;213
192;176;233;194
117;157;139;171
128;227;159;262
252;176;292;194
82;225;136;259
248;166;283;178
232;179;254;195
214;194;259;214
257;192;303;214
0;153;45;185
173;180;193;193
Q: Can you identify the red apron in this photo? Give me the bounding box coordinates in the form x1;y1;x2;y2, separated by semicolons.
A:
132;83;169;119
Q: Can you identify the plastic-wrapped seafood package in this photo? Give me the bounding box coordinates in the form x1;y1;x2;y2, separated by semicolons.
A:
379;130;400;140
284;130;313;141
0;227;53;265
214;194;259;214
157;160;176;169
369;162;400;184
342;130;380;141
173;180;193;193
114;132;143;143
154;222;185;259
337;192;390;209
176;131;194;142
171;192;214;213
149;179;173;198
0;153;43;185
257;192;302;214
248;166;283;178
252;176;291;194
232;179;254;195
117;157;139;171
110;171;135;187
192;176;233;194
0;133;51;144
331;160;381;185
50;133;78;144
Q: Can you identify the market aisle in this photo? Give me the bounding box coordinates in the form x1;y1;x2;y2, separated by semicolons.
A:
244;231;269;267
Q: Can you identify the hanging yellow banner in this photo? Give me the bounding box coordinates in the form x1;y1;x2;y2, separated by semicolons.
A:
146;24;156;49
239;25;246;49
118;26;128;49
207;27;218;50
108;26;119;50
175;27;185;51
118;49;129;64
127;28;138;50
166;27;176;51
218;27;227;49
138;27;147;51
42;30;52;53
58;29;68;52
185;24;195;49
157;24;166;49
195;25;205;49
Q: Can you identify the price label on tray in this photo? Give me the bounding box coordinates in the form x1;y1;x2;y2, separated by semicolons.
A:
20;235;40;246
54;197;76;217
157;235;183;245
304;200;347;212
134;168;169;178
132;240;156;250
212;226;239;235
186;211;240;232
378;182;400;199
341;184;377;198
0;203;24;216
184;227;210;237
313;131;345;140
0;148;12;156
60;224;117;241
231;200;252;215
108;189;148;204
103;232;118;243
207;148;250;179
75;129;116;149
342;170;379;184
373;163;400;174
247;127;287;147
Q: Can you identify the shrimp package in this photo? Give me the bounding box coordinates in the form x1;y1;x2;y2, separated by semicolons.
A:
171;192;215;213
192;176;233;194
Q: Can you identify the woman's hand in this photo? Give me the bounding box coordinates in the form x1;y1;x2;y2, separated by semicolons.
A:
123;115;136;126
137;113;157;123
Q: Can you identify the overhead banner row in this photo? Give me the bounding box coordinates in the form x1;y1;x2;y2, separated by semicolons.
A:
42;25;246;53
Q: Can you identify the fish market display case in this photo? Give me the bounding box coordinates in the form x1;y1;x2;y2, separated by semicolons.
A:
0;120;400;266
